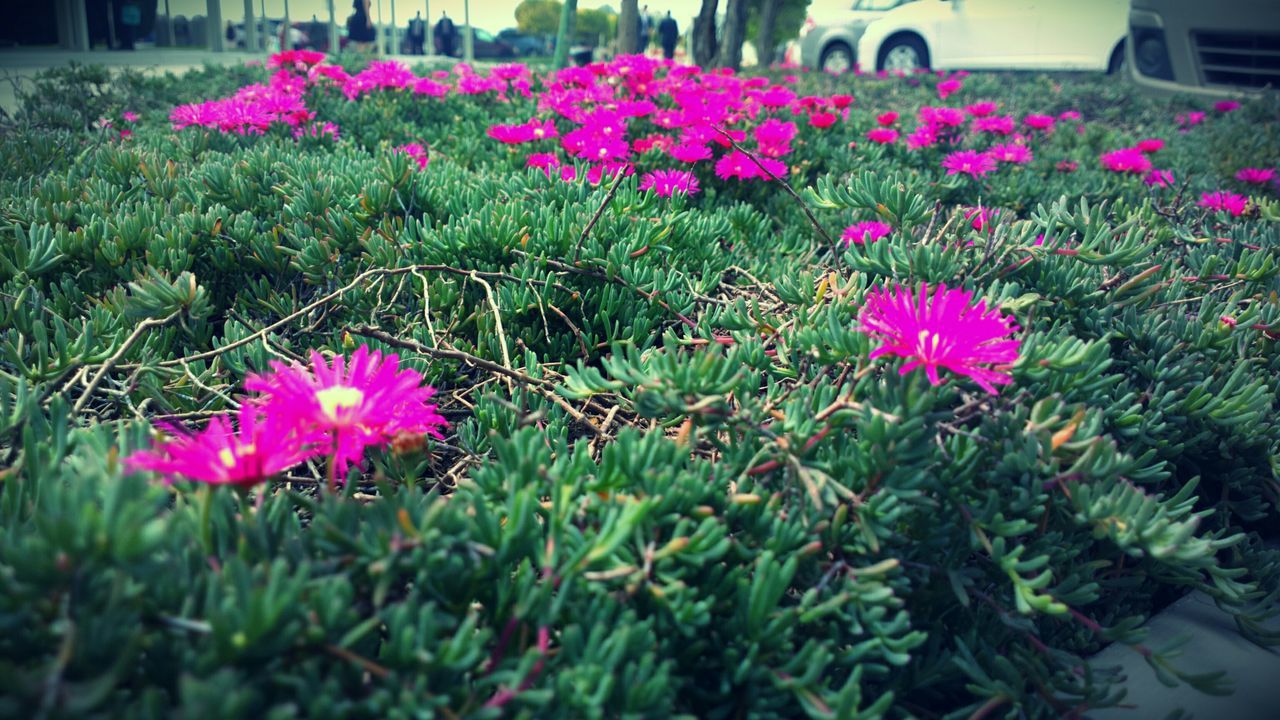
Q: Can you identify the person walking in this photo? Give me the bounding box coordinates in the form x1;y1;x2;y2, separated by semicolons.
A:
657;12;679;61
347;0;377;53
433;12;457;57
408;12;426;55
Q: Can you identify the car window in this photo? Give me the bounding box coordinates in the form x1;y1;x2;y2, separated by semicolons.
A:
475;29;495;42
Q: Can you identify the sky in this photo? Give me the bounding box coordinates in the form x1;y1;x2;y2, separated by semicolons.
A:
164;0;710;33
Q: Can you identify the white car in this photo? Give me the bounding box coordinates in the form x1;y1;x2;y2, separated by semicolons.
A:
857;0;1128;73
798;0;916;73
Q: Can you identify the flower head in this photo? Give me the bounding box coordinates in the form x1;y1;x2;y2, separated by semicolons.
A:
841;220;892;246
942;150;997;179
866;127;899;144
1100;148;1152;174
858;283;1022;394
989;143;1032;164
1199;191;1249;216
638;169;700;197
126;404;318;486
245;345;447;473
1144;169;1174;187
1136;138;1164;154
1235;167;1275;185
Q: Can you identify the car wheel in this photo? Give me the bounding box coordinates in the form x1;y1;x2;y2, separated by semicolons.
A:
1107;41;1126;75
878;35;929;73
819;42;854;74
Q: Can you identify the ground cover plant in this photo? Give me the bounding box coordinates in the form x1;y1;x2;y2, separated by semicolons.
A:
1;51;1279;718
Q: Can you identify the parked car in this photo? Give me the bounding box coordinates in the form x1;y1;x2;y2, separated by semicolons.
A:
799;0;915;73
1129;0;1280;98
858;0;1127;73
498;29;548;56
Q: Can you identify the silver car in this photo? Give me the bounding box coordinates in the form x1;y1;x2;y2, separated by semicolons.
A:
799;0;916;73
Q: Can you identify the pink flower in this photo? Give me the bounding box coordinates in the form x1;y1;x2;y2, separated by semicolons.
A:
942;150;997;179
754;118;797;147
1136;138;1164;154
1023;113;1055;131
125;404;319;486
906;124;939;150
1058;110;1082;121
831;94;854;109
876;111;899;126
866;127;899;144
1235;167;1275;184
394;143;430;170
1144;169;1174;187
989;143;1032;164
1199;191;1249;217
973;115;1016;135
639;169;700;197
1100;148;1153;174
841;220;892;246
937;78;963;100
1055;160;1078;173
808;111;838;128
1214;100;1240;113
246;345;447;474
919;106;966;128
268;49;327;70
857;283;1022;394
964;206;998;232
669;143;713;163
122;111;140;123
714;150;785;180
964;101;998;118
1176;111;1205;129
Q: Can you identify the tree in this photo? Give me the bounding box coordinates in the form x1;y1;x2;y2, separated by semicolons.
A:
750;0;808;65
618;0;639;54
692;0;719;67
577;8;614;45
516;0;563;36
553;0;578;68
718;0;748;69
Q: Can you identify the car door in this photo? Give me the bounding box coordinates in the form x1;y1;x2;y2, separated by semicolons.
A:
1033;0;1126;70
932;0;1041;69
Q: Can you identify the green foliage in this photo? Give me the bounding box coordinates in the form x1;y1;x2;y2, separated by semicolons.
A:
0;60;1278;719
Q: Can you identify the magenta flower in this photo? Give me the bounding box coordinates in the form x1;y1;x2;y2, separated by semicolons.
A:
808;111;838;128
1199;191;1249;217
122;111;140;123
964;101;998;118
394;143;430;170
1144;169;1174;188
1235;167;1275;184
639;169;700;197
973;115;1016;135
1100;148;1152;174
1023;113;1055;131
989;143;1032;164
866;127;899;144
1214;100;1240;113
715;150;785;180
937;78;963;100
669;143;713;163
841;220;892;246
125;404;319;486
942;150;997;179
906;124;939;150
246;345;447;473
1136;138;1164;154
876;111;899;126
858;283;1022;394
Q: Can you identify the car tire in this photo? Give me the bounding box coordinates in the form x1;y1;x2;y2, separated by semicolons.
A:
877;35;930;73
819;42;854;74
1107;41;1126;75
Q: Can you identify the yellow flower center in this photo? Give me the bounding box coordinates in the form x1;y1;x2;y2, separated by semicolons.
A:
219;444;254;468
316;386;364;422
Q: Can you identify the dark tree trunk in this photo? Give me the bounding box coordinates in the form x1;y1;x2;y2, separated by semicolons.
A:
718;0;748;70
692;0;719;67
618;0;639;55
755;0;782;66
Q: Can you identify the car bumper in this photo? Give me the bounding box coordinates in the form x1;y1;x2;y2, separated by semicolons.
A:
1128;0;1280;98
799;31;824;69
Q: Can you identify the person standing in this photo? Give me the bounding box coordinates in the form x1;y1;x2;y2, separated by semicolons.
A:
657;12;679;61
434;12;457;57
408;12;426;55
347;0;376;53
118;0;142;50
638;5;652;54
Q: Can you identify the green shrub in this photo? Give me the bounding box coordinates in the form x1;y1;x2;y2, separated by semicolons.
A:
0;57;1278;719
